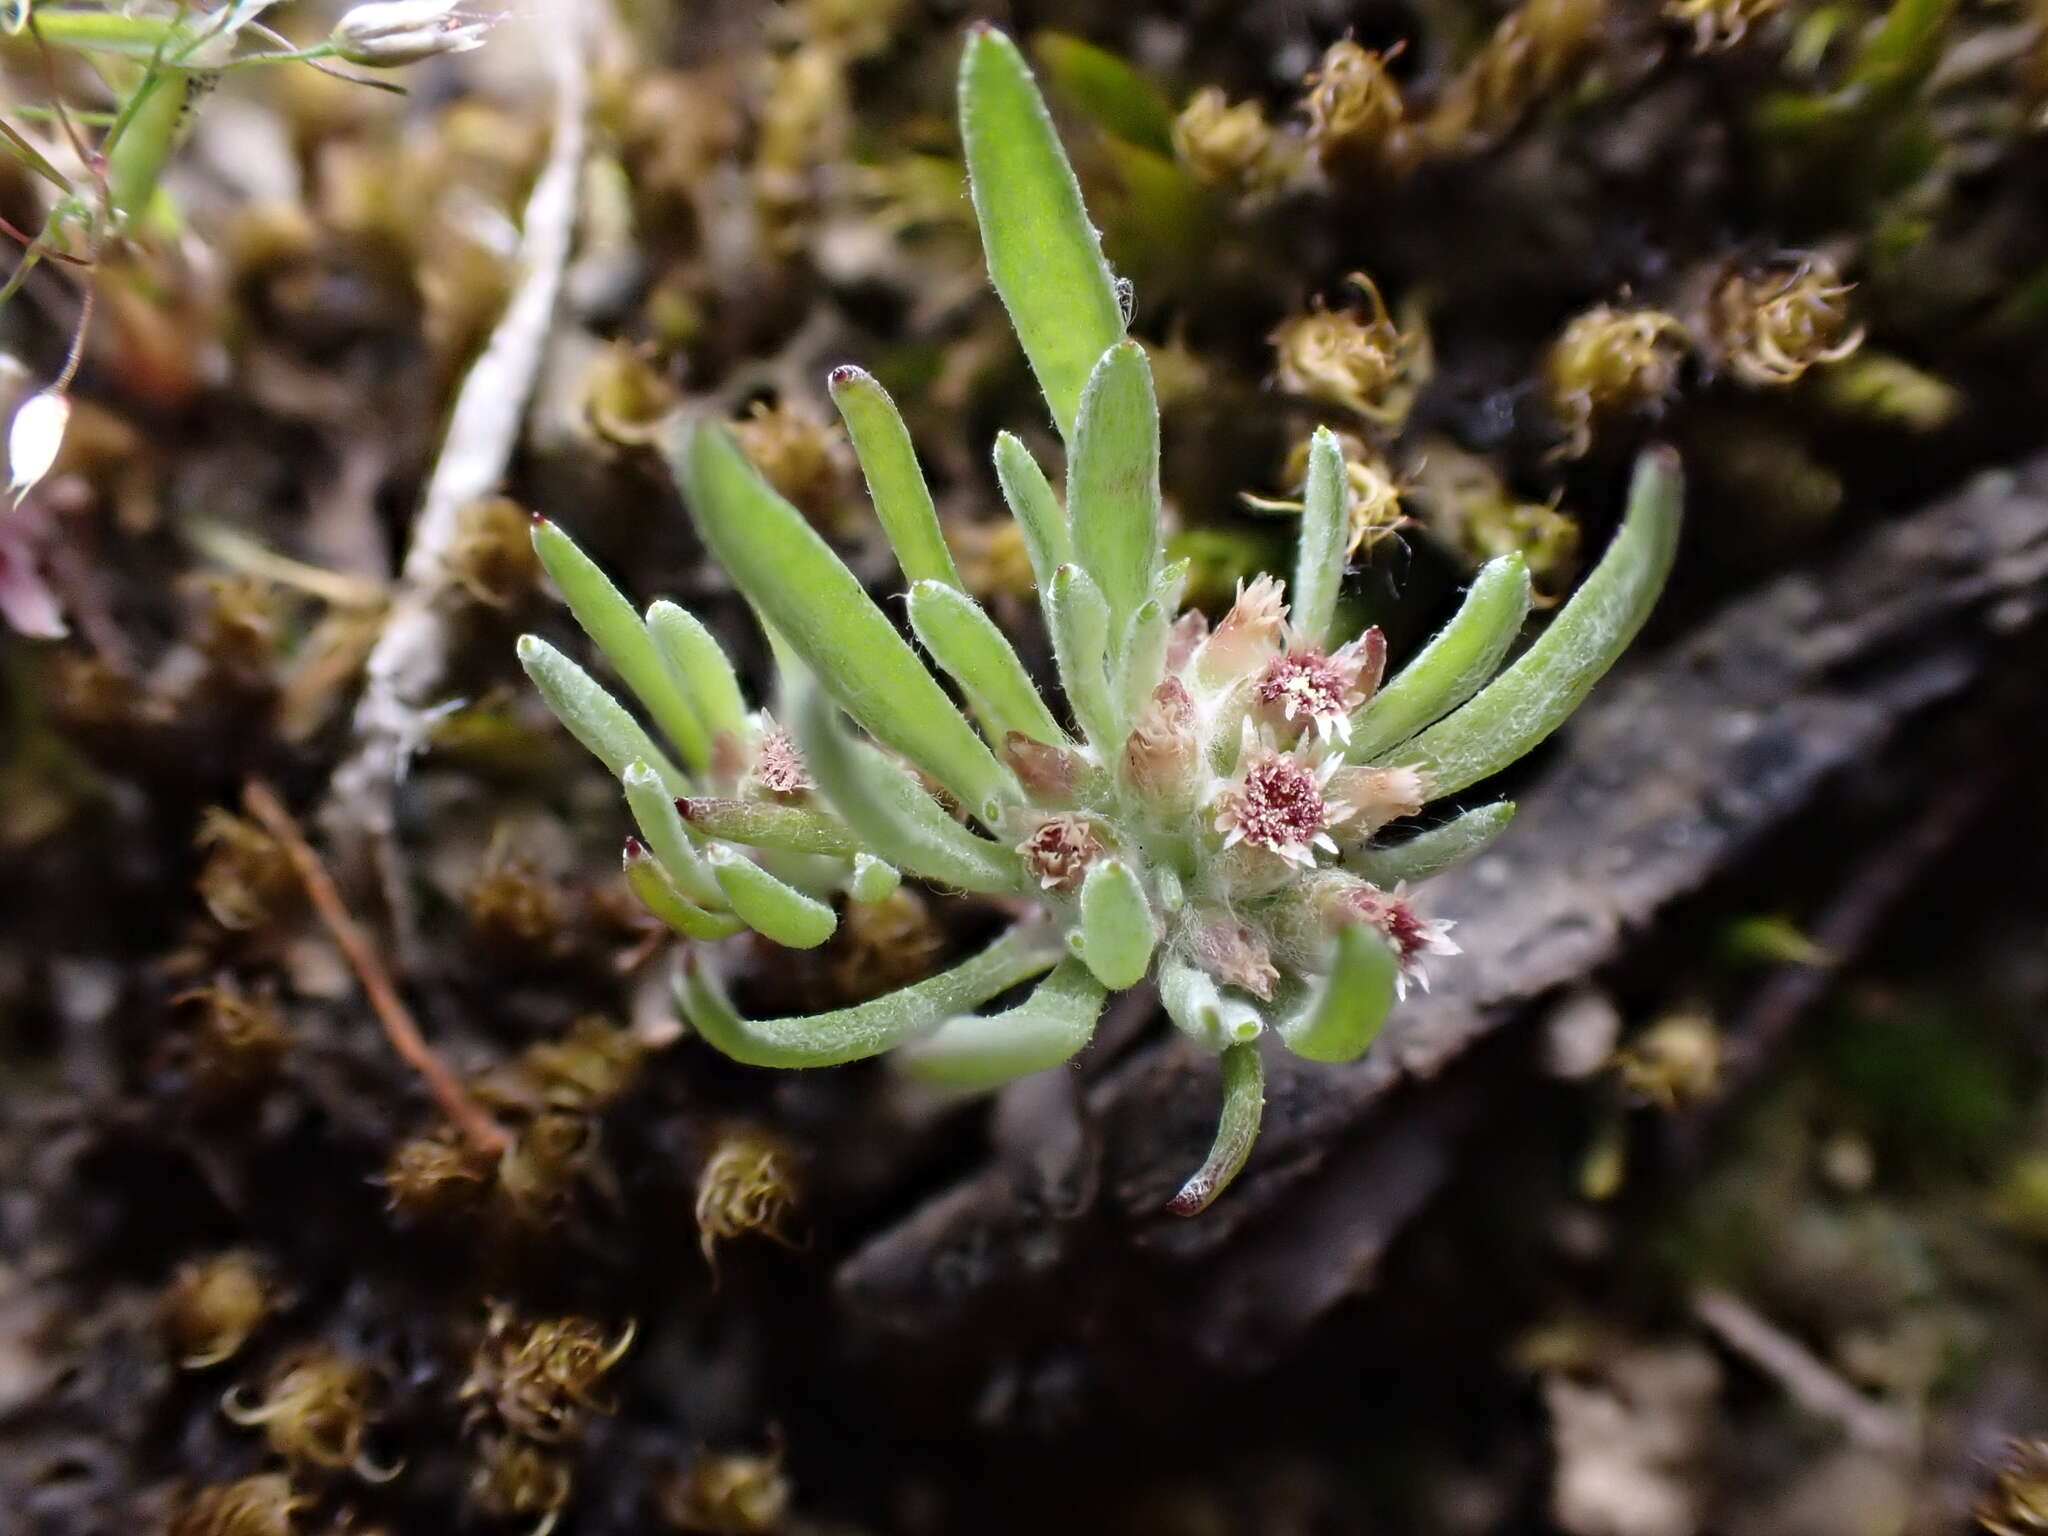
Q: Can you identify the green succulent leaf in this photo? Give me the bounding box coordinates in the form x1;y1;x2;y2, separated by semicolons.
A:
895;957;1107;1093
1159;953;1265;1051
791;678;1026;895
671;420;1015;822
675;924;1066;1068
708;845;838;949
1116;595;1171;725
517;635;691;797
1067;341;1162;631
532;518;711;773
1352;801;1516;887
960;25;1127;439
1047;563;1118;747
829;366;966;592
847;853;902;903
992;430;1073;594
623;760;724;908
1030;31;1178;155
1276;924;1400;1064
907;580;1072;747
1348;554;1533;764
1076;857;1155;990
623;842;746;941
1292;427;1352;651
1393;448;1682;797
677;796;863;858
645;600;749;749
1168;1040;1265;1216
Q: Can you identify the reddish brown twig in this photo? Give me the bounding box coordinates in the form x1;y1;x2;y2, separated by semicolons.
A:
242;779;509;1159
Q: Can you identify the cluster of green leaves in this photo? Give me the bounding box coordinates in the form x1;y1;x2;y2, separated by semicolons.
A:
520;25;1682;1213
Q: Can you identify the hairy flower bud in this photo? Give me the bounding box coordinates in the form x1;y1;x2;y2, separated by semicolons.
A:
329;0;492;66
1185;913;1281;1000
1002;732;1088;803
1197;574;1288;687
1122;677;1200;814
1325;763;1428;838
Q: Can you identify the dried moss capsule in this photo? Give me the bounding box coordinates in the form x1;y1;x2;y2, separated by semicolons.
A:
731;399;857;534
449;497;543;610
827;885;942;999
1663;0;1788;53
1612;1009;1722;1112
471;1434;575;1536
462;1305;634;1445
1172;87;1300;200
195;810;300;933
179;983;290;1105
168;1474;307;1536
1543;305;1691;459
384;1125;495;1221
1422;0;1610;154
1270;274;1424;428
191;575;284;692
162;1250;273;1369
658;1448;792;1536
223;1347;392;1478
694;1127;802;1266
1302;40;1406;177
1706;255;1863;388
466;834;568;956
1977;1438;2048;1536
495;1109;604;1223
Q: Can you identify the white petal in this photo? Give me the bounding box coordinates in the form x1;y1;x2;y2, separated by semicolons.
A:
8;390;68;500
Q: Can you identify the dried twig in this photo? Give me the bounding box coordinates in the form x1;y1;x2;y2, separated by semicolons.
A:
323;16;590;875
243;780;508;1159
1692;1288;1918;1453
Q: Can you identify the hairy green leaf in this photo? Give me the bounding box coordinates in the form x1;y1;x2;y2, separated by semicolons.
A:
829;366;965;592
1168;1040;1264;1216
517;635;691;797
1067;341;1161;630
1077;858;1155;990
1395;449;1682;797
623;842;746;941
623;760;723;908
1159;953;1265;1051
1276;924;1399;1063
677;796;862;858
895;958;1107;1092
672;420;1014;821
675;924;1065;1068
1292;427;1351;651
992;431;1072;594
960;25;1126;439
1348;554;1532;764
645;600;749;748
908;580;1071;747
1047;563;1118;747
1351;801;1516;887
708;846;838;949
791;679;1025;895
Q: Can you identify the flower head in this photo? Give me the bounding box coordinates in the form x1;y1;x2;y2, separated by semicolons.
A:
751;722;810;796
1018;813;1109;892
330;0;493;66
1211;731;1345;868
1325;881;1459;997
1253;630;1385;742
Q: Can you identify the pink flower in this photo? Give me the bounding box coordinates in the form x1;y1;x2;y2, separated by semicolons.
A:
1325;881;1460;997
1017;814;1109;892
1211;730;1346;868
1253;628;1385;742
752;723;811;796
